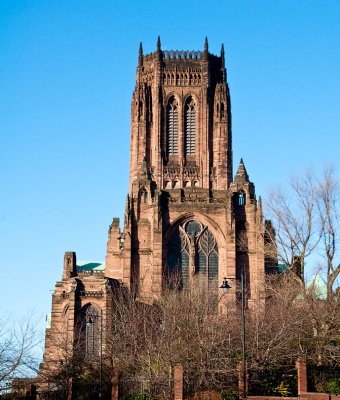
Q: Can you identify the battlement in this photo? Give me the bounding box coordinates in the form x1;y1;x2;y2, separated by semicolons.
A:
143;49;203;62
163;50;202;60
138;38;226;89
139;36;224;68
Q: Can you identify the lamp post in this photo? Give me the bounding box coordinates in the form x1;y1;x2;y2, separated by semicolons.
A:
220;268;247;400
86;309;103;399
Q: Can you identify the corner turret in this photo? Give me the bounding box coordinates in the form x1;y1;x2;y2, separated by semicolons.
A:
63;251;77;279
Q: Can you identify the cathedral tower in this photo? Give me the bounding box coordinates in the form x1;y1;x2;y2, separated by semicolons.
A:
106;38;268;308
38;39;273;396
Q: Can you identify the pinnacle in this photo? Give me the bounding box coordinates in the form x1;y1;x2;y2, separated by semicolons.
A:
138;42;143;66
204;36;208;51
235;158;249;183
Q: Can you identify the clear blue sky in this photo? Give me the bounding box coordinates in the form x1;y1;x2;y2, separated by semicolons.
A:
1;0;339;337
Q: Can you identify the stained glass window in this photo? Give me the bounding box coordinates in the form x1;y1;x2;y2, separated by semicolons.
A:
166;220;219;308
79;304;100;358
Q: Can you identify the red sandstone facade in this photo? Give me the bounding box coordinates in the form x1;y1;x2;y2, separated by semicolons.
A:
38;38;275;392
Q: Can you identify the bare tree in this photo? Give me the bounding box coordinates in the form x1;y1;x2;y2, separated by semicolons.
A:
316;166;340;298
38;313;114;400
266;166;340;297
0;313;40;393
106;280;240;398
39;274;340;398
265;169;321;284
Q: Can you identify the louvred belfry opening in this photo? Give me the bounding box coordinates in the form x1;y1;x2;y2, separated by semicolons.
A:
167;96;178;157
184;97;196;157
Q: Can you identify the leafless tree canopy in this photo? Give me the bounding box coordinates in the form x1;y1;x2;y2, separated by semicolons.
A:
265;167;340;296
0;314;40;393
37;273;340;399
106;281;240;397
104;275;339;398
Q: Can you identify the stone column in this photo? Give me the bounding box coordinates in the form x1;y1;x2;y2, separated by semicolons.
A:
296;359;307;394
174;364;183;400
111;372;119;400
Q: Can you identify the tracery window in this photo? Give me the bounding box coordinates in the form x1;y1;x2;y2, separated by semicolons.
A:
78;304;100;358
184;97;196;156
166;96;178;156
167;220;219;308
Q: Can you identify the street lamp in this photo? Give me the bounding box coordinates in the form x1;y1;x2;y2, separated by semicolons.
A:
86;309;103;399
220;268;247;400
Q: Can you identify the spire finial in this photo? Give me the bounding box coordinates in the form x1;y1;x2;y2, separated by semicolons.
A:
138;41;143;67
221;43;225;73
202;36;209;61
157;35;161;52
204;36;208;52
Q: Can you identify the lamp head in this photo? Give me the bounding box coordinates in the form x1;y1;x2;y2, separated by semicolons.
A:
220;277;231;294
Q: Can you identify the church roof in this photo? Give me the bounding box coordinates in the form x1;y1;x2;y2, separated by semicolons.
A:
76;261;105;271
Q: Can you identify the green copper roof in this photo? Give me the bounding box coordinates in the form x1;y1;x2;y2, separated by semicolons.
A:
278;263;288;273
306;272;327;299
76;261;105;271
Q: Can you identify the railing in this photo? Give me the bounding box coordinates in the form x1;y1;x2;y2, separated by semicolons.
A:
77;270;104;277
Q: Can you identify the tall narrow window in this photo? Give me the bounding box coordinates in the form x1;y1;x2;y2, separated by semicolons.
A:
78;304;100;358
184;97;196;156
167;97;178;156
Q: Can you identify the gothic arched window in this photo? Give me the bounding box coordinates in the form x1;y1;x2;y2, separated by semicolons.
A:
78;304;100;358
167;96;178;157
166;220;219;308
184;97;196;156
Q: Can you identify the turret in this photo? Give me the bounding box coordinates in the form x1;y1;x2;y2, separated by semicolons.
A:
63;251;77;279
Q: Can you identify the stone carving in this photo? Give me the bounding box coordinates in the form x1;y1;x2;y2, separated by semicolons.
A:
183;165;200;181
163;165;200;189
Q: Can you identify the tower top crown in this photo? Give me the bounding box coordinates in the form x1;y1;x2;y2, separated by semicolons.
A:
139;37;225;65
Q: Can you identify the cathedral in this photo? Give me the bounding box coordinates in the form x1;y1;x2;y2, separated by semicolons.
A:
39;37;275;391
